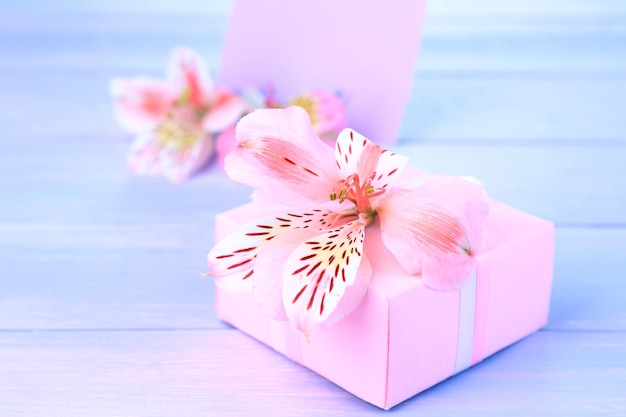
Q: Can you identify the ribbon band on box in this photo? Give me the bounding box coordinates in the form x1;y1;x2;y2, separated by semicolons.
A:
454;270;477;374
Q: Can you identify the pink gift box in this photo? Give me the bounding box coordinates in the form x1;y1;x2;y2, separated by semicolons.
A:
214;201;554;409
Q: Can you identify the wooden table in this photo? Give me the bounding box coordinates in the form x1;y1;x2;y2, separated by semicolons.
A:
2;1;625;415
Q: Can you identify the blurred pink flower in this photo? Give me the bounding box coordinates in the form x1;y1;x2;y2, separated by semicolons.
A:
215;89;347;165
208;107;490;337
281;91;348;141
111;47;247;182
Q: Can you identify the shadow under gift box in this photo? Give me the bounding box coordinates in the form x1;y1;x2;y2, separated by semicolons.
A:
214;201;554;409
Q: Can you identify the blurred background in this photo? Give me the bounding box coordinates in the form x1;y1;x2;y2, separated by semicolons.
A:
4;0;625;143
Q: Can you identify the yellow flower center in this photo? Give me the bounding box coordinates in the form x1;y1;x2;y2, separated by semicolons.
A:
155;111;204;151
288;94;319;128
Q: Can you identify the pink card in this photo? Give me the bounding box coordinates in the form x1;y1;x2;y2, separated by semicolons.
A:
218;0;427;144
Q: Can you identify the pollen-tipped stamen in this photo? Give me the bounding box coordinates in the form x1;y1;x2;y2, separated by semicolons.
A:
330;174;386;216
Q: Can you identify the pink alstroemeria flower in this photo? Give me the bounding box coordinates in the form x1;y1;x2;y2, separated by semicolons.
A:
215;89;347;165
208;106;490;336
111;47;247;182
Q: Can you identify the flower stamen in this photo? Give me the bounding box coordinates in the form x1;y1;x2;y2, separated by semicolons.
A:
155;113;204;151
330;173;386;218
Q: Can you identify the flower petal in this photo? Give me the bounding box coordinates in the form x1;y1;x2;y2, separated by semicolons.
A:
110;77;177;133
252;227;322;321
225;107;340;207
158;134;214;183
335;129;408;191
207;209;341;293
312;254;371;333
378;175;490;290
282;217;367;336
202;88;248;133
127;132;163;175
166;47;212;106
126;132;213;182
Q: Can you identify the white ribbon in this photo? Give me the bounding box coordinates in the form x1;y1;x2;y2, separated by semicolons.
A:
454;269;477;374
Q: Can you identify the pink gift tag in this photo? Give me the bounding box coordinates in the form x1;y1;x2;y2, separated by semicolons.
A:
218;0;427;144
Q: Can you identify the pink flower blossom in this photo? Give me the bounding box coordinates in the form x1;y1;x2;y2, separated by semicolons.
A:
111;47;247;182
208;107;490;336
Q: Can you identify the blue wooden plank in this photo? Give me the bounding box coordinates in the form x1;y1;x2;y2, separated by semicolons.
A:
549;228;626;331
0;223;225;330
418;32;626;74
426;0;626;15
2;4;626;75
5;0;626;15
1;0;233;13
401;76;626;141
0;12;227;74
421;0;626;75
0;147;251;223
0;329;624;416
